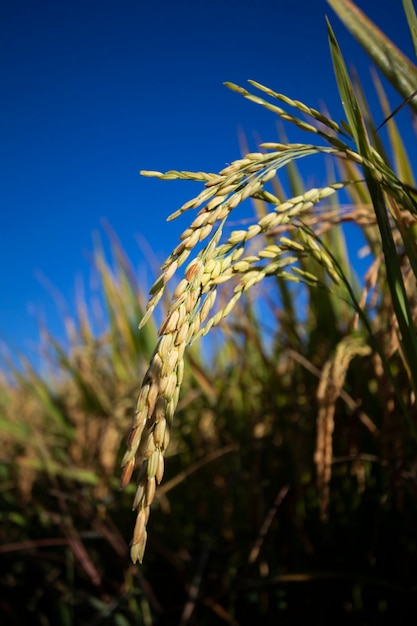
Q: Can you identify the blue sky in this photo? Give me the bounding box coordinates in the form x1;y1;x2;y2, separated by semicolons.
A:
1;0;415;363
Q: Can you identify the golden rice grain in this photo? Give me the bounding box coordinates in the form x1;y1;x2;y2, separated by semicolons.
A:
155;452;165;484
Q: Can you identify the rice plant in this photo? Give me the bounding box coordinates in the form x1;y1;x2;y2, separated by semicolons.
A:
121;0;417;565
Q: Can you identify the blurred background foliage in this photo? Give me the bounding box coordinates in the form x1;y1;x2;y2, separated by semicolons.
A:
2;0;417;623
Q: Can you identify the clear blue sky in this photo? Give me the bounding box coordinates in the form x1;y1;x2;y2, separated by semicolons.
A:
1;0;414;363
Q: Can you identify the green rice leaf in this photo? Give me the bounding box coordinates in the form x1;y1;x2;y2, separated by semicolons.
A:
403;0;417;60
327;0;417;109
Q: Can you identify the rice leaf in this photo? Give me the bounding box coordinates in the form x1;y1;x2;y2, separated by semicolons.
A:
327;0;417;108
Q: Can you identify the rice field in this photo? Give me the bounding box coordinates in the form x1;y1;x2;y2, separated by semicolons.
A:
2;1;417;623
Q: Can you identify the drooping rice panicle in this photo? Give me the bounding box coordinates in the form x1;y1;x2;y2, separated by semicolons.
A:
123;158;361;562
122;16;417;561
315;335;372;520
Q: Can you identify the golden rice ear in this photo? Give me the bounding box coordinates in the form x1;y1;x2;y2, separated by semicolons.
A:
123;133;362;564
315;336;372;520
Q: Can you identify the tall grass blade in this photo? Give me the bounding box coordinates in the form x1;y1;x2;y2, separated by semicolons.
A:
403;0;417;59
328;18;417;421
327;0;417;108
